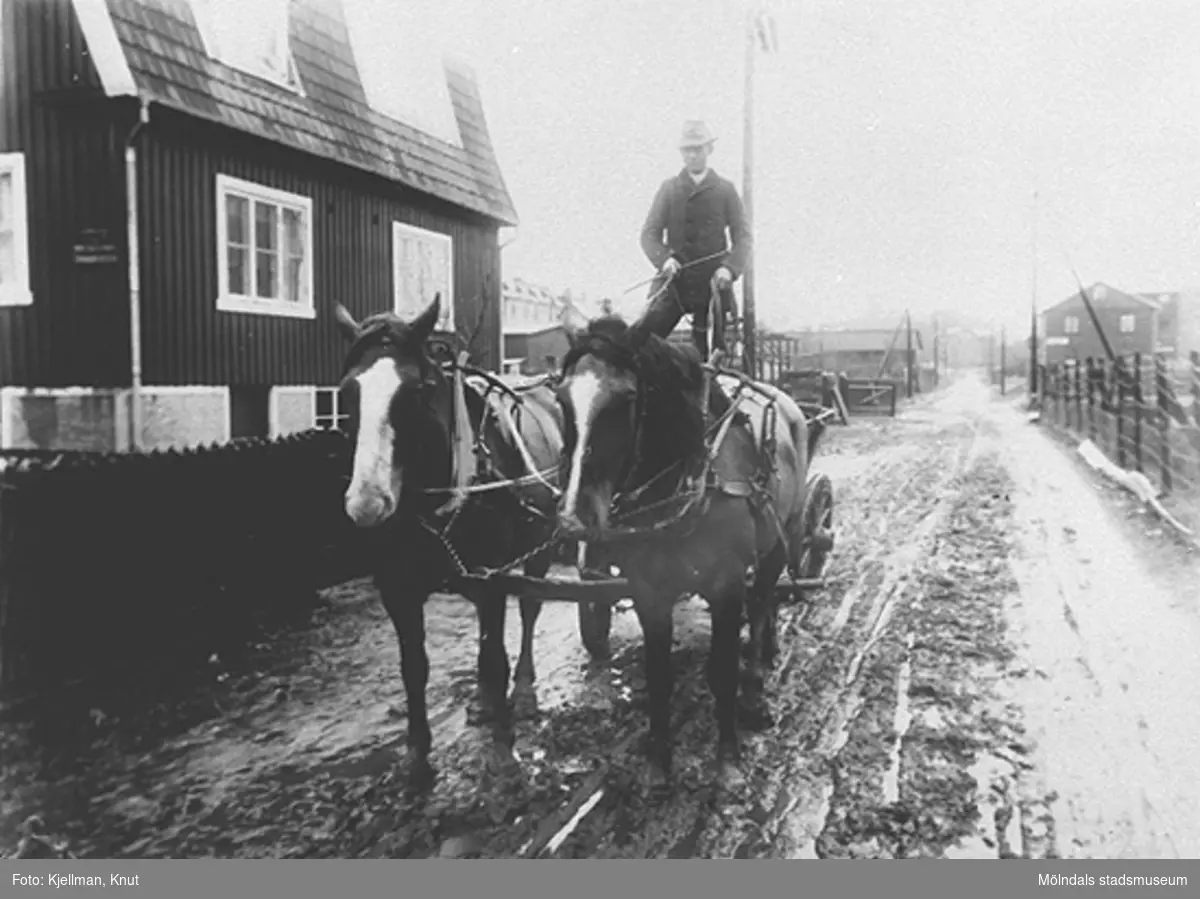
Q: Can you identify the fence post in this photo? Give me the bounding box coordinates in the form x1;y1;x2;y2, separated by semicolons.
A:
1155;353;1172;494
1086;357;1097;443
1114;357;1127;468
1192;350;1200;428
1132;353;1144;473
1072;361;1083;433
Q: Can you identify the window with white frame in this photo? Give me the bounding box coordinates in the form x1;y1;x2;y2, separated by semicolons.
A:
188;0;301;92
1119;313;1135;333
0;153;31;306
1063;315;1080;334
216;175;314;318
392;221;454;331
314;387;351;432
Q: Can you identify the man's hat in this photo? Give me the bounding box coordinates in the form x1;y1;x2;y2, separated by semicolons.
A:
678;120;716;149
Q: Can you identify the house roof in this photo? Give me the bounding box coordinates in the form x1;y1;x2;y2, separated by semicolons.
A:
503;321;566;337
75;0;517;226
1044;282;1159;314
787;328;924;354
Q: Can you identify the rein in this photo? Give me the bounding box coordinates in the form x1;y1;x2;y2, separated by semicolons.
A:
585;362;785;543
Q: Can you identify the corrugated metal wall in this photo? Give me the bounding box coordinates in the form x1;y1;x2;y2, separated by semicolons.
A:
0;0;131;388
137;109;503;387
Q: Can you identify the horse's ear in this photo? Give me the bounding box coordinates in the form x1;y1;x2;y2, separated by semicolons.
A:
411;293;441;344
334;303;361;342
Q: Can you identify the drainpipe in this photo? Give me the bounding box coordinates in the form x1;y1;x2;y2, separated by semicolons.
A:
125;97;150;452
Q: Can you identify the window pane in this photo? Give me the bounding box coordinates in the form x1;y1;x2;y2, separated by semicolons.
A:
315;389;332;417
255;202;278;251
0;232;15;286
0;172;12;229
227;194;249;246
284;257;302;303
256;250;278;298
283;207;304;254
227;245;247;295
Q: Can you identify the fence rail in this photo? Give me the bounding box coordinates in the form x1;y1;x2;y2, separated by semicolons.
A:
0;430;369;694
1039;350;1200;520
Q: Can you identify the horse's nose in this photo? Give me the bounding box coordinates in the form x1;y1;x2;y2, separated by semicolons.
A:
345;489;394;528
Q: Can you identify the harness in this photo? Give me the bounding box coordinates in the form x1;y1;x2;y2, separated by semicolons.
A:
414;355;565;580
580;353;787;547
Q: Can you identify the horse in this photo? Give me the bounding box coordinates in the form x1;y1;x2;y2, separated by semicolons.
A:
554;315;820;793
335;295;566;789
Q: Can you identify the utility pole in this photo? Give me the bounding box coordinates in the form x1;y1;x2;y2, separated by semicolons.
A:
740;4;759;381
1000;325;1007;396
904;309;914;398
1029;189;1039;394
932;315;940;388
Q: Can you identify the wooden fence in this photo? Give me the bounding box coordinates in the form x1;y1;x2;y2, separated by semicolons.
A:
1039;350;1200;501
0;430;368;694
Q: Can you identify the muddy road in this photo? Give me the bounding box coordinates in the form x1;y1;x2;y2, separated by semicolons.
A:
3;374;1198;858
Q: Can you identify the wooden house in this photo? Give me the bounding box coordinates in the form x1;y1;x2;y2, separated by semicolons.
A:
0;0;516;451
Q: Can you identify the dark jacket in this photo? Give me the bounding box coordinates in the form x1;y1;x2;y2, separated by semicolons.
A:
640;168;751;292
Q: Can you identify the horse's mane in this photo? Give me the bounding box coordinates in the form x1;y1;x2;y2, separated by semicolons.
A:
563;316;721;476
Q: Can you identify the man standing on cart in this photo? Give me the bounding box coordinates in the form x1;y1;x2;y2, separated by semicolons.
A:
635;119;751;360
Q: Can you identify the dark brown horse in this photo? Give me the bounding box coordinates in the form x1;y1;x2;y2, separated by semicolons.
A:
555;316;818;792
336;296;566;789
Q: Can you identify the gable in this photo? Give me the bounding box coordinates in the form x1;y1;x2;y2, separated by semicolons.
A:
1044;282;1158;316
73;0;517;225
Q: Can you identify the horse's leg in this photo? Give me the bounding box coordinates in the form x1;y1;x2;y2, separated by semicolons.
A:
742;541;786;731
378;579;436;790
511;551;548;721
632;576;674;795
472;585;515;752
708;567;747;788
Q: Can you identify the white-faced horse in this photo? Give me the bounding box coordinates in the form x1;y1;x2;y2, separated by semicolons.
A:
336;296;565;789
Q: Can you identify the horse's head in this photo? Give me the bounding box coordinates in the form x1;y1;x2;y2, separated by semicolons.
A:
555;316;706;538
335;295;449;528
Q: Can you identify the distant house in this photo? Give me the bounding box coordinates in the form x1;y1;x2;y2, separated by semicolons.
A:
1039;283;1169;366
0;0;516;452
786;328;925;382
500;279;596;373
501;322;570;376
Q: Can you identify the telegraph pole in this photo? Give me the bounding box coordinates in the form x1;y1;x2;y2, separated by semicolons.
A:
1029;189;1039;394
740;4;758;380
904;310;914;397
1000;325;1007;396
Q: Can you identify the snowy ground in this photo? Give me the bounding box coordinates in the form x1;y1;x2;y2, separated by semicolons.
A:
2;373;1198;858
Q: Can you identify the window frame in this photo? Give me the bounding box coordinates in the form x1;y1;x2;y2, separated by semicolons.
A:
1119;313;1136;333
0;152;32;308
391;220;454;332
189;0;304;94
215;174;315;319
1063;315;1080;335
313;386;351;433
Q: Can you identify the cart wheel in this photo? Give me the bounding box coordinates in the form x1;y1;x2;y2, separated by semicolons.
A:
794;472;834;581
578;601;612;660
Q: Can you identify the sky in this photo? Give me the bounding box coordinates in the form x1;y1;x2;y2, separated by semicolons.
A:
345;0;1200;336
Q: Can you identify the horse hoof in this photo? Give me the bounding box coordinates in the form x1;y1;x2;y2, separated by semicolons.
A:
738;701;775;732
716;761;747;793
466;696;494;726
405;753;436;792
510;682;540;722
639;764;672;802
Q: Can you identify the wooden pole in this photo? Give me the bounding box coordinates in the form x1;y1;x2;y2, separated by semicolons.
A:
1029;190;1039;394
932;315;940;388
741;6;758;381
1000;325;1007;395
904;310;913;398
